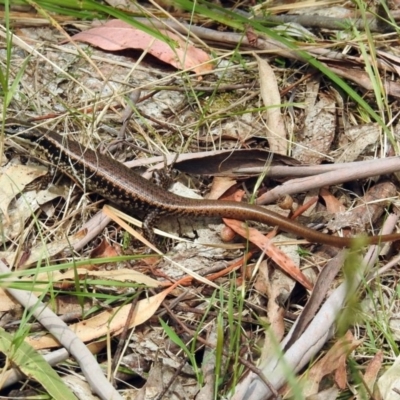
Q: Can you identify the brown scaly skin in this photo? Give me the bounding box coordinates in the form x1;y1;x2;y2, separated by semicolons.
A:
4;119;400;247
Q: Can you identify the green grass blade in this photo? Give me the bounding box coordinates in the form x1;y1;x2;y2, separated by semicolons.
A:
159;319;201;380
0;327;78;399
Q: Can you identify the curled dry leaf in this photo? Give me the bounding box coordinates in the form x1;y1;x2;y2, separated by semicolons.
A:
319;187;346;213
70;20;213;75
300;331;361;397
90;238;120;259
0;164;47;221
336;123;380;163
0;189;67;246
208;176;237;200
170;148;299;177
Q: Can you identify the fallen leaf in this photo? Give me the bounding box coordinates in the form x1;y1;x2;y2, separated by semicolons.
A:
26;287;171;349
256;54;287;155
71;20;213;75
356;351;383;399
0;164;47;221
55;295;92;316
208;176;237;200
336;123;380;163
302;331;362;396
0;188;67;246
320;187;346;213
334;354;348;389
173;148;299;176
90;238;120;259
292;93;336;164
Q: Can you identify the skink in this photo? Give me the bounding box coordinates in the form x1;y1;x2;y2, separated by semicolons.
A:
4;119;400;248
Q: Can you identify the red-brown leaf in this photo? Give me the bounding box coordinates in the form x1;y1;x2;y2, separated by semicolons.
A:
70;20;213;74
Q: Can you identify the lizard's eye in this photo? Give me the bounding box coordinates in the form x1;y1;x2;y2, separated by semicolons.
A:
5;124;25;134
